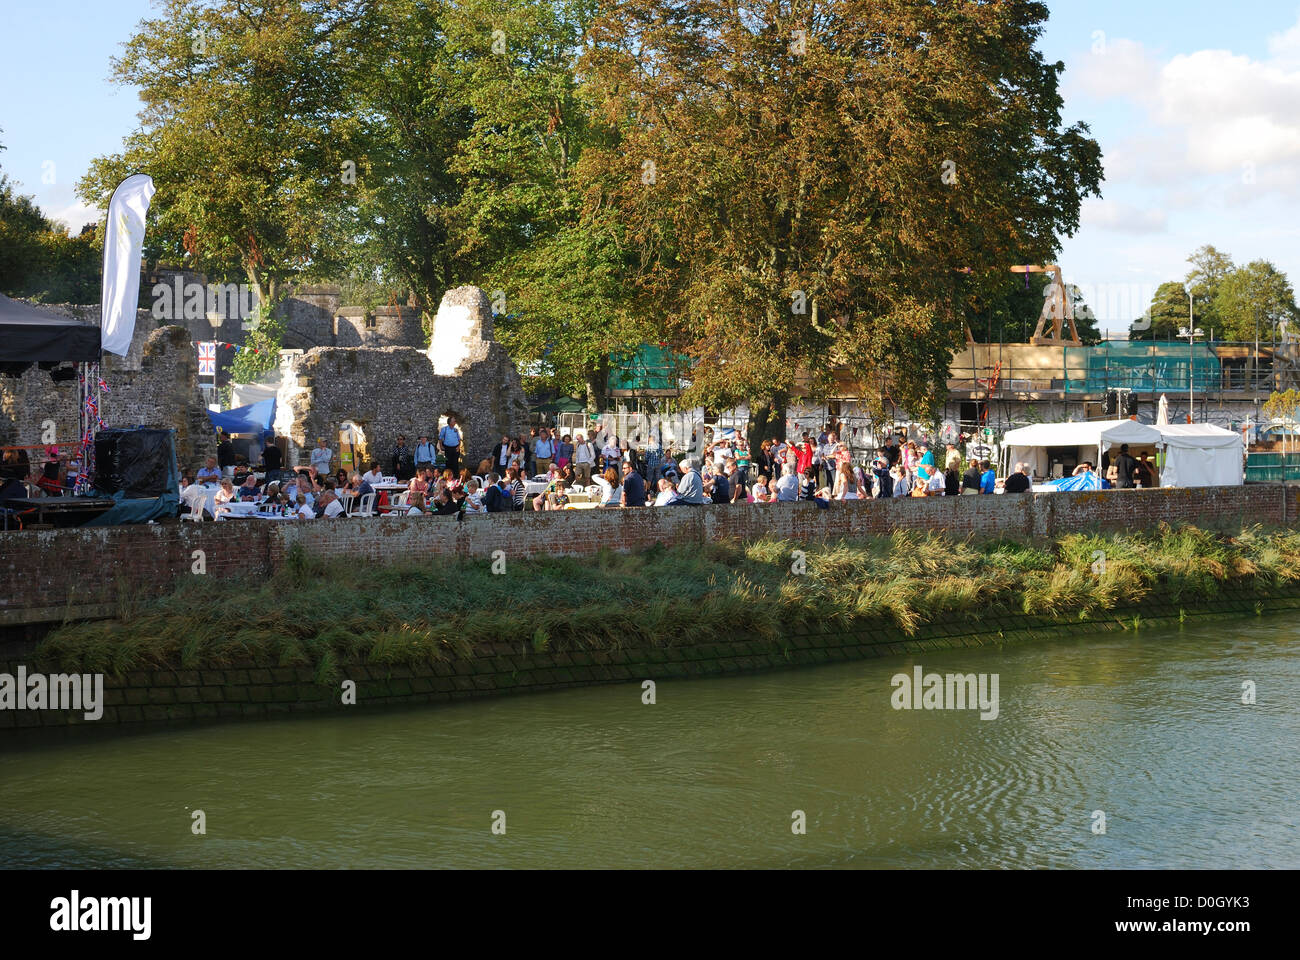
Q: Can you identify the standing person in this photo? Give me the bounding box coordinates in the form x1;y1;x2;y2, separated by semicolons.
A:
414;435;436;472
944;442;963;476
534;427;556;475
491;435;511;475
506;439;526;473
262;436;283;483
979;460;997;494
1113;444;1138;489
601;435;622;473
891;465;912;498
1139;453;1159;487
734;437;751;487
794;434;816;476
916;442;936;483
755;439;776;480
556;434;574;471
438;416;463;476
872;456;893;499
217;431;236;479
944;461;961;497
573;432;596;485
392;435;412;481
310;437;333;478
643;434;662;483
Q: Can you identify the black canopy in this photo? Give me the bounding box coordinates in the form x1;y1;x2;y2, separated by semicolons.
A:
0;293;102;372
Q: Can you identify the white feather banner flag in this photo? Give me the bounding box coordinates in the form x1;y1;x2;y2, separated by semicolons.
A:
100;173;156;357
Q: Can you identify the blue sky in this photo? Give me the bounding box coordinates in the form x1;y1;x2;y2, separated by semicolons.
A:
3;0;1299;335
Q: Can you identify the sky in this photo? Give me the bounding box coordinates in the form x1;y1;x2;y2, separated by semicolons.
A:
2;0;1300;335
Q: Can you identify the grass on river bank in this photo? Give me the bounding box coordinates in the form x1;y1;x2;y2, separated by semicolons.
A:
34;525;1300;678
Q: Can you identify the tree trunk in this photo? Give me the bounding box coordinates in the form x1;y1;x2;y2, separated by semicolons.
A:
747;391;788;445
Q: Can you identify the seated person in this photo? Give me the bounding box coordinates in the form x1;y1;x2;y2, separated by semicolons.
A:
361;461;385;486
483;473;513;512
213;479;237;514
237;474;261;501
751;474;770;503
321;491;347;518
406;491;427;515
598;468;622;506
653;478;679;506
196;457;221;484
431;488;461;516
463;478;487;515
294;494;315;519
545;479;571;510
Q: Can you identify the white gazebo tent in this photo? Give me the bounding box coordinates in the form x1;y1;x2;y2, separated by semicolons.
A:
1153;423;1244;487
1002;419;1163;480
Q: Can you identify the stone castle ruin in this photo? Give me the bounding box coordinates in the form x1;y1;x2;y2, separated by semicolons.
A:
275;285;528;470
0;284;527;473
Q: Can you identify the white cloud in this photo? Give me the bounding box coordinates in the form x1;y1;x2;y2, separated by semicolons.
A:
45;200;100;234
1080;198;1167;234
1072;37;1161;101
1087;23;1300;199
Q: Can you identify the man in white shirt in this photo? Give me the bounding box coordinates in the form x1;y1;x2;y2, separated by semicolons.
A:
573;432;596;485
310;438;333;477
774;463;800;502
362;462;385;486
319;490;346;518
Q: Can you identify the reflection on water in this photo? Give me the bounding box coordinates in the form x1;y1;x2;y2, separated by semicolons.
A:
2;616;1298;868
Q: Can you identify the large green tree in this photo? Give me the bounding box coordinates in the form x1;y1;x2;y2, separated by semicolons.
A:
1184;244;1234;334
580;0;1102;424
76;0;359;304
1131;281;1190;341
1;134;100;302
1212;259;1300;343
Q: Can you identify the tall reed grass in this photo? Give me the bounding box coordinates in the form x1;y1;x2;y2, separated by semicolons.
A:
34;524;1300;676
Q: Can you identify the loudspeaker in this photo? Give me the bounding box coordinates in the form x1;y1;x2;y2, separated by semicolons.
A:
94;429;172;499
1103;392;1117;416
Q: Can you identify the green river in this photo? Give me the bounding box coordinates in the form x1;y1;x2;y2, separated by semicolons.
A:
2;615;1297;868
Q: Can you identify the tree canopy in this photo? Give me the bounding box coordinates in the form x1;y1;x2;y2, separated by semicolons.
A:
578;0;1102;420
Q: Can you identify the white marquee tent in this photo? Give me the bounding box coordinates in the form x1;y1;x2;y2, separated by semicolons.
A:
1153;423;1243;488
1002;419;1162;480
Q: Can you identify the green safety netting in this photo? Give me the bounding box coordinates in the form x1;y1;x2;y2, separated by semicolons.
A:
607;343;687;393
1063;341;1221;393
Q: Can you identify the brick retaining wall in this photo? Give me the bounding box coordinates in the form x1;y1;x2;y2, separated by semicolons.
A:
0;484;1291;628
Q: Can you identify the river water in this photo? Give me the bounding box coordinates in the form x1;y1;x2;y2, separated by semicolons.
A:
2;615;1297;869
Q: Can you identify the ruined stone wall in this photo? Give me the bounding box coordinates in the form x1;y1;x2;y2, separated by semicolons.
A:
276;287;527;470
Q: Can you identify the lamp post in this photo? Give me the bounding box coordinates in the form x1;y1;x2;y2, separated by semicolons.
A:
1179;324;1205;424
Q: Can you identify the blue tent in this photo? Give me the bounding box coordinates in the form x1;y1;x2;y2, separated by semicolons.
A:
207;398;275;435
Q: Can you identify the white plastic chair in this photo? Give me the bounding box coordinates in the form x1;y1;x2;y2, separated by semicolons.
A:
181;499;204;522
353;492;376;517
395;491;410;508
